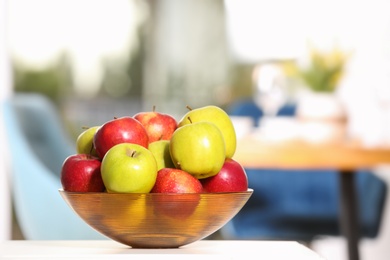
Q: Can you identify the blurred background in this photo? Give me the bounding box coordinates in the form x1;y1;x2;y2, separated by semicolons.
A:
3;0;389;142
4;0;390;140
1;0;390;259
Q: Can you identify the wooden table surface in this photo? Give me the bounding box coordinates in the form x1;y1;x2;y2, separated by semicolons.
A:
234;134;390;170
233;130;390;260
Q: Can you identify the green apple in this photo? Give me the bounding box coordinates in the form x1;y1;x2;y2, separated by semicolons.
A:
148;140;175;170
76;126;100;157
101;143;158;193
170;121;226;179
178;105;236;158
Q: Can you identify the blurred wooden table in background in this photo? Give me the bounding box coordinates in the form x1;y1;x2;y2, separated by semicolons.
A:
234;134;390;260
235;136;390;170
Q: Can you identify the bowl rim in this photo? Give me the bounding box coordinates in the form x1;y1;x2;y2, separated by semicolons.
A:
58;188;253;195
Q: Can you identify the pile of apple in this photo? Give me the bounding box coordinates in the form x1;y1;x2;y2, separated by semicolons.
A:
60;105;248;194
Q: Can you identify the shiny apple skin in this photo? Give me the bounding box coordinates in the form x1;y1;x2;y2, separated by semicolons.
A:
101;143;158;193
61;154;105;192
201;159;248;192
94;116;149;159
134;111;177;143
151;168;203;193
170;122;226;179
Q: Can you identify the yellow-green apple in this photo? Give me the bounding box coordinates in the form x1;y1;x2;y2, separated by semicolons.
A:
178;105;236;158
148;140;175;170
93;116;149;159
170;121;225;179
76;126;100;157
60;154;105;192
151;168;203;193
201;158;248;192
101;143;157;193
134;107;178;143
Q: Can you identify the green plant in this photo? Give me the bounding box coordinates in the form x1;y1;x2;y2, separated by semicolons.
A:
284;46;349;92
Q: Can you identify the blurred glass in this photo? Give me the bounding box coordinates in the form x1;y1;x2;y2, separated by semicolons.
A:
252;62;288;117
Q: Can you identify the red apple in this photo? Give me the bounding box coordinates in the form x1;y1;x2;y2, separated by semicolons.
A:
93;116;149;159
152;193;201;220
134;107;177;143
201;159;248;192
151;168;202;219
151;168;203;193
60;154;105;192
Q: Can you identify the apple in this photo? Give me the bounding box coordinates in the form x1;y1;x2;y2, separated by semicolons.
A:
93;116;149;159
151;168;202;219
100;194;147;230
101;143;157;193
170;121;226;179
153;193;201;220
134;107;178;143
76;126;100;157
178;105;237;159
148;140;175;170
151;168;203;193
201;158;248;192
60;154;105;192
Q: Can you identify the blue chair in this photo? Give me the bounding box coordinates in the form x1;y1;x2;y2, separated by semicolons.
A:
223;99;387;241
2;93;106;240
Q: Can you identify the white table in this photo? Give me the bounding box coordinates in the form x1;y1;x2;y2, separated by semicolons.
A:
0;240;323;259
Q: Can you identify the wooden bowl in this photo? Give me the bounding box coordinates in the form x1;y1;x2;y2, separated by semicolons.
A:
59;189;253;248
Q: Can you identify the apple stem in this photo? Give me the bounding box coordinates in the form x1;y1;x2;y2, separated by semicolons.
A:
81;126;90;130
153;105;156;112
186;105;193;111
126;149;137;158
187;117;193;124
